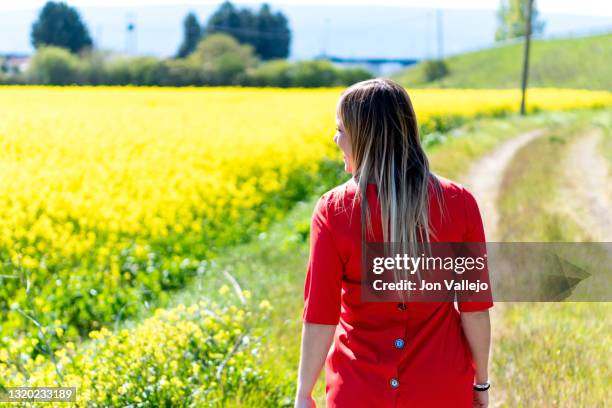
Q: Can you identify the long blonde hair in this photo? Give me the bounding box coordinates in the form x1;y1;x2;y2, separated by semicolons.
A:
338;78;446;296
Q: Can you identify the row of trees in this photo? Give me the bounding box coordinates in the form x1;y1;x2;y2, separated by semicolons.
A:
177;2;290;60
29;1;290;61
6;34;370;87
5;1;370;87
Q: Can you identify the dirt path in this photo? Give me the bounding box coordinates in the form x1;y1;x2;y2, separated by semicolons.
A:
559;130;612;241
461;129;546;241
459;129;546;408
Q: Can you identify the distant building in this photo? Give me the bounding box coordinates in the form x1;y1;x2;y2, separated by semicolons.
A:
0;53;31;74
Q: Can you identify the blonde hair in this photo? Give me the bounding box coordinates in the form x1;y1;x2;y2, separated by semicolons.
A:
338;78;446;298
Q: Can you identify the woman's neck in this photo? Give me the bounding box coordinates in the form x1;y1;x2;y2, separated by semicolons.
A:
351;174;377;185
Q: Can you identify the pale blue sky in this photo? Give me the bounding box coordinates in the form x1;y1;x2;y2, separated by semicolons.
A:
2;0;611;16
1;1;610;58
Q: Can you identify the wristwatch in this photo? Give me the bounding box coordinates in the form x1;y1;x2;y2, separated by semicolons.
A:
473;381;490;391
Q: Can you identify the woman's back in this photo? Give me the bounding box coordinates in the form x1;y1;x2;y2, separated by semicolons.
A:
295;78;492;408
302;173;493;407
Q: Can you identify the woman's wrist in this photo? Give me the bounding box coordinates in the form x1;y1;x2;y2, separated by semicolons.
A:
296;386;312;399
475;370;489;384
473;380;490;391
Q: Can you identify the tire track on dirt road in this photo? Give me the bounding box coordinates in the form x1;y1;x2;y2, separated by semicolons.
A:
461;129;546;242
559;129;612;242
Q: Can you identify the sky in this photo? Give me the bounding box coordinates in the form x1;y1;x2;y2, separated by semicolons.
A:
1;0;610;59
1;0;611;17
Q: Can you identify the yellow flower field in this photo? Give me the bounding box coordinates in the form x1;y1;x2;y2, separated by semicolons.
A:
0;85;610;352
1;86;609;261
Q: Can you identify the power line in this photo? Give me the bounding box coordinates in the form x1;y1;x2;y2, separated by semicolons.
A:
205;9;432;43
205;24;290;39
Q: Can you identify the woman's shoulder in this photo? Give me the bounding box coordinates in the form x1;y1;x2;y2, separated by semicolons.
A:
430;173;476;202
429;173;483;236
322;178;358;199
318;178;356;202
430;173;461;194
314;178;359;220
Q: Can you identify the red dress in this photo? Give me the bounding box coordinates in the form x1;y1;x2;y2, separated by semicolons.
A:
302;174;494;408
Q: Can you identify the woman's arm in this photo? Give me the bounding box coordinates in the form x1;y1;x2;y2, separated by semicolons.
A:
461;309;491;383
461;309;491;407
295;322;336;408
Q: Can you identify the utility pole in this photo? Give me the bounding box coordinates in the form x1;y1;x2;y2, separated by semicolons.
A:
436;9;443;59
320;17;330;58
95;24;103;49
520;0;534;116
125;13;137;55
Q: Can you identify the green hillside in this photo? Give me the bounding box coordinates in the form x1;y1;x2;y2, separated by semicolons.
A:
393;33;612;90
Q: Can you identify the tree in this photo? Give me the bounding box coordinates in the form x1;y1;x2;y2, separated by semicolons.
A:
27;46;82;85
495;0;545;41
205;1;291;60
290;60;337;87
31;1;93;54
246;59;293;87
253;4;290;60
205;2;249;45
176;12;203;58
423;59;449;82
188;33;258;85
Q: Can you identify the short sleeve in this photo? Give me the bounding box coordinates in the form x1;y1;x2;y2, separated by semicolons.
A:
457;186;494;313
302;194;344;325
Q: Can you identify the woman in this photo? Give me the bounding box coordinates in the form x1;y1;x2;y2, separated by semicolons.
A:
295;78;493;408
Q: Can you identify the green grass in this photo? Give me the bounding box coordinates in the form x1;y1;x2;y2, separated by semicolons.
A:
597;111;612;171
492;108;612;406
496;111;593;241
493;302;611;407
392;33;612;90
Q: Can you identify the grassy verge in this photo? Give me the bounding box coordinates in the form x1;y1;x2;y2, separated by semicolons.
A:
493;302;611;407
496;110;596;241
493;108;611;406
597;110;612;171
